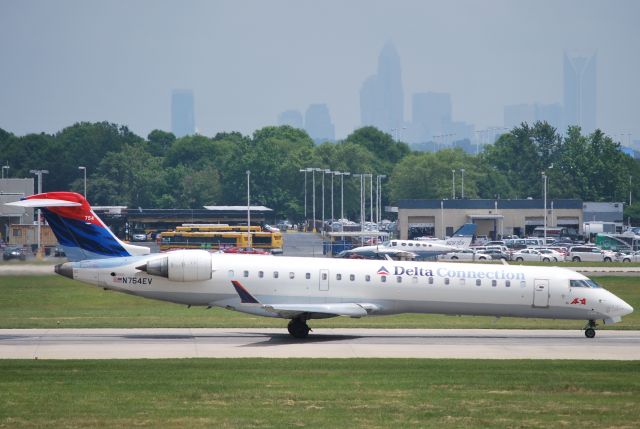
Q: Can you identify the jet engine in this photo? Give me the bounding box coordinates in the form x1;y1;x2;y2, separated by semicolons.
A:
137;250;212;282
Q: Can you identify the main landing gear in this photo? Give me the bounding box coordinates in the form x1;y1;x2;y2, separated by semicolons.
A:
584;320;597;338
287;317;311;339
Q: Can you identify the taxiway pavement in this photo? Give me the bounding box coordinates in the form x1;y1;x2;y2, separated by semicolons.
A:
1;328;638;360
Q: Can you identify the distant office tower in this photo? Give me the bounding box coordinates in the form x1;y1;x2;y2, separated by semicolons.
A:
277;110;304;129
504;103;563;131
563;52;596;134
304;104;335;143
412;92;452;141
504;104;535;129
535;103;562;130
171;89;195;137
360;42;404;133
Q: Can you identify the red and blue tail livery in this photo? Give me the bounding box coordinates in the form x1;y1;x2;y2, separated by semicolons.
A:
6;192;150;262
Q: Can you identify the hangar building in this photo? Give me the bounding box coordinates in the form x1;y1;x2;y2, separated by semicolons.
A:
397;199;583;240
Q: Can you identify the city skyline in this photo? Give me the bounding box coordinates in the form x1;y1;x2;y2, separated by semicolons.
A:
1;1;638;142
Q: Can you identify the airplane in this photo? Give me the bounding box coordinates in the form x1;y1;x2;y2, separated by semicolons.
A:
341;223;478;260
6;192;633;339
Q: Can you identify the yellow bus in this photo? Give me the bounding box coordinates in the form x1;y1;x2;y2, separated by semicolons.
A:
159;226;283;252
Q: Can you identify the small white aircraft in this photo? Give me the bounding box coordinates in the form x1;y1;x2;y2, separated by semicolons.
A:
7;192;633;339
341;224;477;260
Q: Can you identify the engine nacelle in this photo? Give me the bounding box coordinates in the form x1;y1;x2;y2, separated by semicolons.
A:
138;250;212;282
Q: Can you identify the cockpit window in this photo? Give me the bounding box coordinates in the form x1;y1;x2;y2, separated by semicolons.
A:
585;279;602;289
570;279;601;288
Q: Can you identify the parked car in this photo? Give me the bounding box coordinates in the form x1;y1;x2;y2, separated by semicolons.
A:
53;247;66;257
2;247;26;261
565;246;615;263
131;233;148;242
264;224;280;232
477;249;510;260
616;250;640;263
438;249;490;261
512;249;557;262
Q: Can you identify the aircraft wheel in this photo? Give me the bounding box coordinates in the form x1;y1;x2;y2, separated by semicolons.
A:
287;318;310;339
585;328;596;338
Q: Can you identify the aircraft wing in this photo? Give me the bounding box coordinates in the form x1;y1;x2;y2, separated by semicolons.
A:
231;280;378;318
262;302;377;318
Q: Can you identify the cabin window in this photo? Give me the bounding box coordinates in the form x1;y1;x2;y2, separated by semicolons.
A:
476;279;481;286
381;276;387;283
243;270;249;278
408;243;413;247
444;278;450;285
428;277;434;285
305;273;311;280
365;275;371;282
258;271;264;278
350;274;355;281
491;280;497;287
273;271;279;279
289;272;295;279
401;243;406;246
505;280;511;287
336;274;342;281
520;281;526;288
322;273;327;281
396;276;402;283
227;270;234;278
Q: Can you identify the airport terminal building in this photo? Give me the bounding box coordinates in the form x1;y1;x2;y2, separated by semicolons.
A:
397;199;583;240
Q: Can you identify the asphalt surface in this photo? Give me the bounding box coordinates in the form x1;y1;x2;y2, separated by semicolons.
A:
1;328;638;360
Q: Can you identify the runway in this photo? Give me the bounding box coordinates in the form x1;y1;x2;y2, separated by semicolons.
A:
1;328;639;360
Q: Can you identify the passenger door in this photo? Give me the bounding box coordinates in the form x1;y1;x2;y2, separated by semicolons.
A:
532;279;550;307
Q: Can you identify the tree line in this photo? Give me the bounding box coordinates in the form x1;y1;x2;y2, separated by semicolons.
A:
0;121;638;223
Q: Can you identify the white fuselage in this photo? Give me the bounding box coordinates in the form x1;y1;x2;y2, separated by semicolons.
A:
67;252;632;323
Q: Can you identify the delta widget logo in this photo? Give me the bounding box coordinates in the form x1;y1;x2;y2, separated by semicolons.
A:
377;266;390;275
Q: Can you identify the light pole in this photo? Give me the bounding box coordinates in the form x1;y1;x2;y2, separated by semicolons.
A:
299;168;312;230
368;174;373;225
311;168;321;232
329;170;335;222
78;166;87;198
460;168;465;199
376;174;387;223
542;172;547;244
630;175;633;207
353;174;364;234
1;165;8;179
321;169;331;232
451;169;456;199
335;171;350;227
29;169;49;258
246;170;251;248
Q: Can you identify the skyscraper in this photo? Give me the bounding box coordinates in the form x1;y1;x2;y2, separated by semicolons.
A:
171;89;195;137
412;92;452;140
359;42;404;133
304;104;335;143
563;52;596;134
277;110;303;129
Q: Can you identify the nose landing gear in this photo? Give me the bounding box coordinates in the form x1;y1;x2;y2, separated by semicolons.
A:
287;317;311;339
584;320;597;338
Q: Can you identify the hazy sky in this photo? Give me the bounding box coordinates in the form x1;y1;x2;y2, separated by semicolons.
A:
1;0;638;141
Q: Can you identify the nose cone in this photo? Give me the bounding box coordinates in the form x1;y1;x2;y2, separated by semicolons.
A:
620;300;634;317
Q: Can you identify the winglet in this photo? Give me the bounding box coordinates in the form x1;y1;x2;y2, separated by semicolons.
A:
231;280;260;304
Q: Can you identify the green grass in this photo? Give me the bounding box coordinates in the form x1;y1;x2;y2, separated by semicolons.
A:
0;359;639;428
0;275;638;330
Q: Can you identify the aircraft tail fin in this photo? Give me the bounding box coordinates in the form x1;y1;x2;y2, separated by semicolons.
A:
444;223;477;248
5;192;150;262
